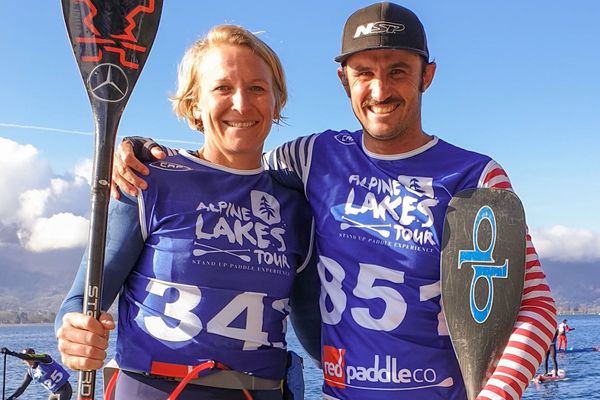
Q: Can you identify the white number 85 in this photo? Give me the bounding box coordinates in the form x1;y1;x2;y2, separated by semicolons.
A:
319;256;445;334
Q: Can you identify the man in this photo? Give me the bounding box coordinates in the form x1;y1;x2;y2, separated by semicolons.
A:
109;3;556;399
557;319;574;351
1;348;72;400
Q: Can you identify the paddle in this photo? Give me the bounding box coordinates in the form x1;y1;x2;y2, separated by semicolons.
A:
61;1;162;398
441;188;526;400
2;350;6;400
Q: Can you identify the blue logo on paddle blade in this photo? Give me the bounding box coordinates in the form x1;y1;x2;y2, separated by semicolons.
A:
458;206;509;324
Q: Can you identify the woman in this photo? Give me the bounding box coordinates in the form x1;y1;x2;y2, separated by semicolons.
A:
55;25;313;400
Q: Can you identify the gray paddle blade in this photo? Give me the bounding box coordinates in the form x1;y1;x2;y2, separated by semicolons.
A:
441;188;526;400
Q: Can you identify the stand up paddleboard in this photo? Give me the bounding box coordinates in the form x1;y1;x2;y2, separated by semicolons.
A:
533;369;567;383
558;346;599;353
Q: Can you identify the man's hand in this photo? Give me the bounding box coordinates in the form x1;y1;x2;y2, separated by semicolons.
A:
0;347;8;354
56;311;115;371
111;137;166;200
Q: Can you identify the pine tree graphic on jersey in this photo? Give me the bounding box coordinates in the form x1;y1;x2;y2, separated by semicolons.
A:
259;196;276;221
410;178;424;193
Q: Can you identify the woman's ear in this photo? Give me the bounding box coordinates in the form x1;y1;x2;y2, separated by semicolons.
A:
192;103;202;119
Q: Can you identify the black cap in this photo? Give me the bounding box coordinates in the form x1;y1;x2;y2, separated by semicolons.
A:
335;2;429;64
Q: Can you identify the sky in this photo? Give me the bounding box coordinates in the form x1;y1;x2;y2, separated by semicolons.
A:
0;0;599;279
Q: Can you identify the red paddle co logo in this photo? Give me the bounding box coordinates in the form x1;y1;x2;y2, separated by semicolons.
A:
323;345;347;388
323;345;446;390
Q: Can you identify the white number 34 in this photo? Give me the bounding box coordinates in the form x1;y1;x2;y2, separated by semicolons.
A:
142;280;282;350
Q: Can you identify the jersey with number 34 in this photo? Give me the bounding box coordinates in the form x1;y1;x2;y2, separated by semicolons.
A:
115;150;313;380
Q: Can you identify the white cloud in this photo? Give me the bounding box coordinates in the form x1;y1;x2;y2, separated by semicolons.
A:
0;137;91;252
0;137;52;224
531;225;600;263
19;213;89;252
73;158;93;186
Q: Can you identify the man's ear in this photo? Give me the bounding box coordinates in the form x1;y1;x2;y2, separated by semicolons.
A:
337;67;351;98
421;62;436;92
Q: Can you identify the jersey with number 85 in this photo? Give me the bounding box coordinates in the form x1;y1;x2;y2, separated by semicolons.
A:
272;131;496;399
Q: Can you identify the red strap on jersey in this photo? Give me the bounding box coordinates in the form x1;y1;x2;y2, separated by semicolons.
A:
149;360;252;400
103;369;119;400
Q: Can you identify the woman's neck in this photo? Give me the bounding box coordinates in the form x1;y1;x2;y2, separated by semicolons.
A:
196;146;262;170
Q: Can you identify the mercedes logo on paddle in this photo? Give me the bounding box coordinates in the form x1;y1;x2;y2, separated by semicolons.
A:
87;63;129;102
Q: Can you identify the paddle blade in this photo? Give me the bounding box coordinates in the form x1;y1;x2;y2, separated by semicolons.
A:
441;188;526;400
61;0;162;116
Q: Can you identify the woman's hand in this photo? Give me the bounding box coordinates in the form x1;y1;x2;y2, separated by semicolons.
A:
56;311;115;370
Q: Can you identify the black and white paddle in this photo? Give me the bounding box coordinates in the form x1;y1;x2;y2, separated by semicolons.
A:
61;1;162;398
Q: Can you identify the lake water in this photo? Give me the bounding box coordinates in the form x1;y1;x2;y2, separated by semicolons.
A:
1;314;599;399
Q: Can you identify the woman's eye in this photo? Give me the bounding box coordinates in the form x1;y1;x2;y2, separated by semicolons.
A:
250;86;266;92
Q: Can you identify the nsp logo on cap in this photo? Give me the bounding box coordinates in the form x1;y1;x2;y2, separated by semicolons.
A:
354;21;405;38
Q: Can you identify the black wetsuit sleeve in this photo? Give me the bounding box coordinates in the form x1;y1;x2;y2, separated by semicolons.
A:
8;352;52;364
7;371;32;399
55;194;144;334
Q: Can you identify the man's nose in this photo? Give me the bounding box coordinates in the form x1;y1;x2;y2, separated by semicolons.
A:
369;78;390;102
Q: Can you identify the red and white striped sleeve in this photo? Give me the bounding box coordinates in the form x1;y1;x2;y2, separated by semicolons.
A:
475;160;557;399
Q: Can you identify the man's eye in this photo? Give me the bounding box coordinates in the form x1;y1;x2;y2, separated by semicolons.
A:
391;69;407;76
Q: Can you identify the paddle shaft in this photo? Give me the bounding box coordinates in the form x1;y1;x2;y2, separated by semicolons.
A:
2;353;6;400
78;112;121;399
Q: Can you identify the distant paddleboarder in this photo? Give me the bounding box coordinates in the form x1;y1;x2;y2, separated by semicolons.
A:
557;319;575;351
1;347;72;400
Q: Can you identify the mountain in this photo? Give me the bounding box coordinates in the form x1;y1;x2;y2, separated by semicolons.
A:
0;244;80;313
1;248;598;317
541;259;600;311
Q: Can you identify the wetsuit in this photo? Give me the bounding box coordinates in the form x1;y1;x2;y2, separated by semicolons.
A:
2;350;71;400
56;151;314;400
264;131;556;400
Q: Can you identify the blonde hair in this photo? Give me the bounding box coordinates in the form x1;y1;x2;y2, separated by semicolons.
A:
171;25;287;132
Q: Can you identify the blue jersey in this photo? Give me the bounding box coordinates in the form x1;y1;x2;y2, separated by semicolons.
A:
115;150;313;380
267;131;497;400
28;361;70;393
